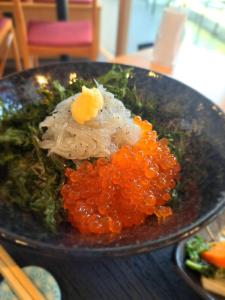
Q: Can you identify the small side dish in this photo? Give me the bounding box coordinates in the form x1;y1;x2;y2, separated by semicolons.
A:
185;235;225;297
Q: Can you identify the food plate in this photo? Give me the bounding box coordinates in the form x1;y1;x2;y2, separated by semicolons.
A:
175;211;225;300
0;62;225;258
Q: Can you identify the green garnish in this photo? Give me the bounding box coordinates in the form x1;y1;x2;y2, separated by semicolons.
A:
185;235;225;278
186;235;210;261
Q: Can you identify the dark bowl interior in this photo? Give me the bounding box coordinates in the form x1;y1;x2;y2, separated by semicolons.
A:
0;62;225;258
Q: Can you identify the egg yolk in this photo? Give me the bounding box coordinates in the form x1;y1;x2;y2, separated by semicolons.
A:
71;86;104;124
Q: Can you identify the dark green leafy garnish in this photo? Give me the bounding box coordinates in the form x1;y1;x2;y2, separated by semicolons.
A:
186;235;210;262
185;236;225;278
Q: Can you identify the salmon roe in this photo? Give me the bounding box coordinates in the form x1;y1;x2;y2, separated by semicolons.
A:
61;117;180;234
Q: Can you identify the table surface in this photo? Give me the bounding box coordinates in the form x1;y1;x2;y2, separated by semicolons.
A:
113;44;225;110
0;238;201;300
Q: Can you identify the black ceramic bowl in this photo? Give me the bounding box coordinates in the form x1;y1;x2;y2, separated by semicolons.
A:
0;62;225;258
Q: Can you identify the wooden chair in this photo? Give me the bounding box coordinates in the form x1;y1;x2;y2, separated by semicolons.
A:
11;0;98;69
0;17;21;77
0;1;99;23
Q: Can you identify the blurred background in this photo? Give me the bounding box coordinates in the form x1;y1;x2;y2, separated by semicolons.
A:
101;0;225;56
0;0;225;109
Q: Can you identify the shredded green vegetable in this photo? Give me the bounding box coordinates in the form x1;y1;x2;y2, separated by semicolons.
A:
185;235;225;278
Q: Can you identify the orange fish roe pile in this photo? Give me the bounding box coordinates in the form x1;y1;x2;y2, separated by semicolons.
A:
61;117;180;234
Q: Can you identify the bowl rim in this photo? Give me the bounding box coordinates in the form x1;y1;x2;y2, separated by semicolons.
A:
0;193;224;257
0;62;225;257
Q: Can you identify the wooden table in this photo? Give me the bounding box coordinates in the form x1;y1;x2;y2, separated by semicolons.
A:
113;45;225;110
1;238;201;300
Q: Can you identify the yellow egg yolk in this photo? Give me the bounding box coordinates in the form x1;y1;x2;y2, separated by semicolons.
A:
71;86;104;124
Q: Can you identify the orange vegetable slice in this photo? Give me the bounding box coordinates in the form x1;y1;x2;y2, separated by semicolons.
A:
201;241;225;268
